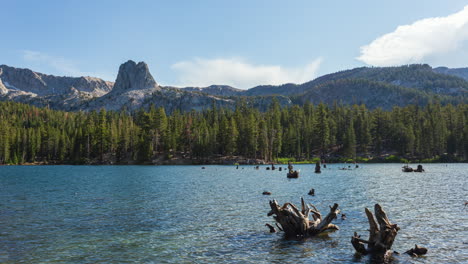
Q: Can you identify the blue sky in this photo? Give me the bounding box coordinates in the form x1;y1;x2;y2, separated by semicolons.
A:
2;0;468;88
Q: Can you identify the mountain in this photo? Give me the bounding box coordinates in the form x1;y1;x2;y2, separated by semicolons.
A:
0;64;113;110
304;64;468;96
298;79;459;109
231;64;468;97
80;61;276;112
0;61;466;112
0;64;113;96
185;65;468;100
81;60;161;111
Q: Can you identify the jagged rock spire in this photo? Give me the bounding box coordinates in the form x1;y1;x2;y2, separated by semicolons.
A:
112;60;159;92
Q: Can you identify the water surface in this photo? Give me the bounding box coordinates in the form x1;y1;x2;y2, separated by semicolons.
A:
0;164;467;263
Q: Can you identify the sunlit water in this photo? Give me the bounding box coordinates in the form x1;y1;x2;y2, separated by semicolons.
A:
0;164;467;263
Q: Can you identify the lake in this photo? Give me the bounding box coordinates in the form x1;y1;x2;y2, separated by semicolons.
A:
0;164;467;263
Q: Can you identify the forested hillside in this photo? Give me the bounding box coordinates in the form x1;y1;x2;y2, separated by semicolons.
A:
0;101;466;165
305;64;468;95
296;79;464;109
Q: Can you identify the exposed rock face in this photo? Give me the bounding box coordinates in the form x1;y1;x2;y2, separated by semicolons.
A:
0;78;7;94
0;64;113;97
181;85;243;96
81;60;163;111
243;83;304;96
112;60;159;93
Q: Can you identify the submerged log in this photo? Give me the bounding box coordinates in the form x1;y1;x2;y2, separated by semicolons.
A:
267;198;340;238
405;244;428;256
351;204;400;255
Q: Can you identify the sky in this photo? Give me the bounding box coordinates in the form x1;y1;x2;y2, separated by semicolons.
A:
2;0;468;89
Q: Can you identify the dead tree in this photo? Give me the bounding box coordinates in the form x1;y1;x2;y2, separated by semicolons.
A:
267;198;340;238
351;204;399;255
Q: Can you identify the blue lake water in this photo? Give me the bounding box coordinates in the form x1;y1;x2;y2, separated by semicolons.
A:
0;164;467;263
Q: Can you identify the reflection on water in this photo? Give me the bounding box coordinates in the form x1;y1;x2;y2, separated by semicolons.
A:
0;164;467;263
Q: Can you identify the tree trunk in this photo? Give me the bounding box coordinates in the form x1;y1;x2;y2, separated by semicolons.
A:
351;204;399;255
267;198;340;238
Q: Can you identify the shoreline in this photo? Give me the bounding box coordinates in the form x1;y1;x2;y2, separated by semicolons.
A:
5;158;467;166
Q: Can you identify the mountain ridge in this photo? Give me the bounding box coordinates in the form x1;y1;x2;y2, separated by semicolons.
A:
0;61;466;112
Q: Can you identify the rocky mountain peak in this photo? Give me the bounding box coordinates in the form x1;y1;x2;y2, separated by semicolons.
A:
0;64;112;97
112;60;159;93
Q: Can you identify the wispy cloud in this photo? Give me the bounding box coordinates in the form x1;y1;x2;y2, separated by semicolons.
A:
357;5;468;66
21;50;114;81
171;57;322;89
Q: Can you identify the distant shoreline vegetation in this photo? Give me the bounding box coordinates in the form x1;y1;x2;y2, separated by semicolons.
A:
0;101;466;165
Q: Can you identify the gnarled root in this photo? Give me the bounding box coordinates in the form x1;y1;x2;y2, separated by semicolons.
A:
351;204;399;255
267;198;340;238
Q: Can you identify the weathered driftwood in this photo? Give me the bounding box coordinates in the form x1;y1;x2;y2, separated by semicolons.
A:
402;164;424;172
265;223;276;233
286;162;299;178
287;170;299;178
351;204;399;255
267;198;340;238
402;165;413;172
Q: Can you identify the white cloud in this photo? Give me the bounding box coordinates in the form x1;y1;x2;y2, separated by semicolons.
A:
357;5;468;67
21;50;114;81
171;57;322;89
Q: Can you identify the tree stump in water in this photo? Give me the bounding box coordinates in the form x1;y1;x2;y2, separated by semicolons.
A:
415;164;424;172
315;162;321;173
267;198;340;238
351;204;399;255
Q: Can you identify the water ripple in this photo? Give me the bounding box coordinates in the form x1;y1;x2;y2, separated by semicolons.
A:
0;164;466;263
